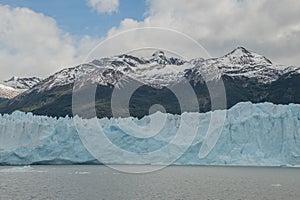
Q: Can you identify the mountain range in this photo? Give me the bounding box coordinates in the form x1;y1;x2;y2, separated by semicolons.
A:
1;47;300;118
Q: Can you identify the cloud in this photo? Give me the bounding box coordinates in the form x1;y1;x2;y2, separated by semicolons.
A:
87;0;119;14
1;1;300;80
0;5;101;80
104;0;300;66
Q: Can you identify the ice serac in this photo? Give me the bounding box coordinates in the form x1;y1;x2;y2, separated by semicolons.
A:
0;102;300;166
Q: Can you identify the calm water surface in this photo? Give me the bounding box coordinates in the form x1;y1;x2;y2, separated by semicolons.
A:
0;165;299;200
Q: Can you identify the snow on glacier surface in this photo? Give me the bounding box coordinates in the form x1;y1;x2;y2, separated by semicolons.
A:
0;102;300;166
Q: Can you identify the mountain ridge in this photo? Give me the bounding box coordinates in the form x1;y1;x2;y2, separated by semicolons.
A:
16;47;300;93
1;47;300;118
4;76;42;90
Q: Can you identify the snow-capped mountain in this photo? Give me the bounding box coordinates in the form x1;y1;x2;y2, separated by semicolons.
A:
0;84;21;99
4;76;41;90
23;47;299;94
188;47;299;83
2;47;300;118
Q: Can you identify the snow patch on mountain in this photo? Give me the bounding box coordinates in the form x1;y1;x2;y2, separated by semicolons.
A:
4;76;42;90
0;76;42;99
0;84;21;99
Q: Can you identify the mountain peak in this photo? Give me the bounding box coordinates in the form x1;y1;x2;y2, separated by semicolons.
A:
223;46;272;65
7;76;19;82
152;50;165;58
227;47;252;57
150;50;185;66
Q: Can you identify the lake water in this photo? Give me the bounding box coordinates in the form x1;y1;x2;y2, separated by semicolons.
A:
0;165;299;200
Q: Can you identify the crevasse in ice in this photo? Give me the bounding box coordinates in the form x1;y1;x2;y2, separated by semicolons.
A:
0;102;300;166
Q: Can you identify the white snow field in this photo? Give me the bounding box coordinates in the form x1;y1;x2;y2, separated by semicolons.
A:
0;102;300;166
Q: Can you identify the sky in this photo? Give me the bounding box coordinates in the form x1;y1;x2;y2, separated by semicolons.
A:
0;0;299;80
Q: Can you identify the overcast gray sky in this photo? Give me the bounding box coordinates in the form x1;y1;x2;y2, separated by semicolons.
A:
0;0;299;80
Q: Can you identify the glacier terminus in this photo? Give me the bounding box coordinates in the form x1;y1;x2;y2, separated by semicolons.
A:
0;102;300;167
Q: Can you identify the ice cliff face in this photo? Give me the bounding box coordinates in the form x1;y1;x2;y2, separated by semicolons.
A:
0;102;300;166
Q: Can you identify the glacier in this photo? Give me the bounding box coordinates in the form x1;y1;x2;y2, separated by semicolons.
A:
0;102;300;166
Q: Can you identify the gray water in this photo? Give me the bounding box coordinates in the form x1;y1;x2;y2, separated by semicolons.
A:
0;165;299;200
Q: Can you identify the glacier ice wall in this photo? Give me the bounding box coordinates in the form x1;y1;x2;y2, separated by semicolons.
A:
0;102;300;166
